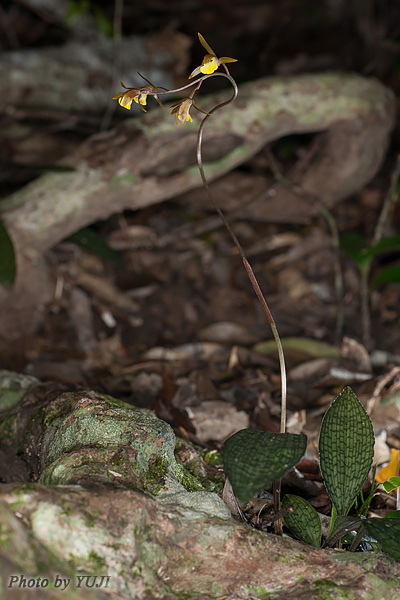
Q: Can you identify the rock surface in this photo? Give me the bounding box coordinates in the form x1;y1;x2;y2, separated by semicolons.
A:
0;73;395;345
1;370;400;599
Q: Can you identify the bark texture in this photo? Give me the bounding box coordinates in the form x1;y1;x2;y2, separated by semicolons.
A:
0;32;190;114
0;371;400;600
0;73;395;343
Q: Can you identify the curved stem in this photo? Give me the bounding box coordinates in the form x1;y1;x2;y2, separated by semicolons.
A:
195;73;287;435
153;73;217;97
147;72;235;99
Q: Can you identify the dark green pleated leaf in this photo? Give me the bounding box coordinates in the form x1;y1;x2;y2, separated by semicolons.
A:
221;428;307;503
0;220;16;288
365;518;400;561
319;386;374;516
282;494;321;547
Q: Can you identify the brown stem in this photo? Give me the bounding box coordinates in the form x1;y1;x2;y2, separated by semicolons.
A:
195;71;288;530
360;266;371;348
195;74;287;434
372;154;400;246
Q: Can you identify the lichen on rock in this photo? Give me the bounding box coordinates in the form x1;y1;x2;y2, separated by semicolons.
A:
36;389;228;521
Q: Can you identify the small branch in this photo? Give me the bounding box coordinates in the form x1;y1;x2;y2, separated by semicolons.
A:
361;153;400;347
360;267;371;347
272;480;283;535
265;147;344;343
373;153;400;246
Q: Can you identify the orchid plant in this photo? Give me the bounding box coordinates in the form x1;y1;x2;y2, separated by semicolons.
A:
112;35;400;560
115;31;287;427
113;33;237;120
113;33;288;525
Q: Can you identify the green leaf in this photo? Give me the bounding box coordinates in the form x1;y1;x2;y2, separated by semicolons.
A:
383;477;400;493
67;0;90;19
366;235;400;260
0;220;16;288
340;233;400;279
68;227;123;265
365;518;400;561
324;515;364;548
384;511;400;519
221;428;307;503
370;265;400;289
319;386;375;516
339;232;370;271
282;494;321;547
93;6;114;36
253;337;341;360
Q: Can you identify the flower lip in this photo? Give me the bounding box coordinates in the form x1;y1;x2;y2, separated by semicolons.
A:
169;97;194;125
113;86;149;111
188;33;237;79
112;75;166;111
169;95;212;126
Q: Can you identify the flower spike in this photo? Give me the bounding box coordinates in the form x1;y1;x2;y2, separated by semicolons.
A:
112;75;165;112
189;33;237;79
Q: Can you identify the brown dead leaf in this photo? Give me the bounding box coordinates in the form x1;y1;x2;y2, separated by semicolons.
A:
187;400;249;444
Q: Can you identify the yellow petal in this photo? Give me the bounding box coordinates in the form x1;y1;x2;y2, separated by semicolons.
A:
376;449;400;483
133;95;147;111
178;112;192;126
118;96;132;110
112;92;125;100
198;33;215;56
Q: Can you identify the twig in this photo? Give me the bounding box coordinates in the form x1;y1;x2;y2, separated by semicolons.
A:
373;153;400;246
265;147;344;344
361;154;400;347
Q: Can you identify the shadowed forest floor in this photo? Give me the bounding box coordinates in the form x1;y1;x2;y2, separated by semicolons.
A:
1;0;400;525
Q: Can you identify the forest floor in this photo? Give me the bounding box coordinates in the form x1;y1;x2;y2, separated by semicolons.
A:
1;0;400;525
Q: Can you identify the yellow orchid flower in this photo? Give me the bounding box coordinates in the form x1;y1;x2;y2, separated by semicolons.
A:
189;33;237;79
170;97;194;125
169;93;211;126
112;75;165;112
